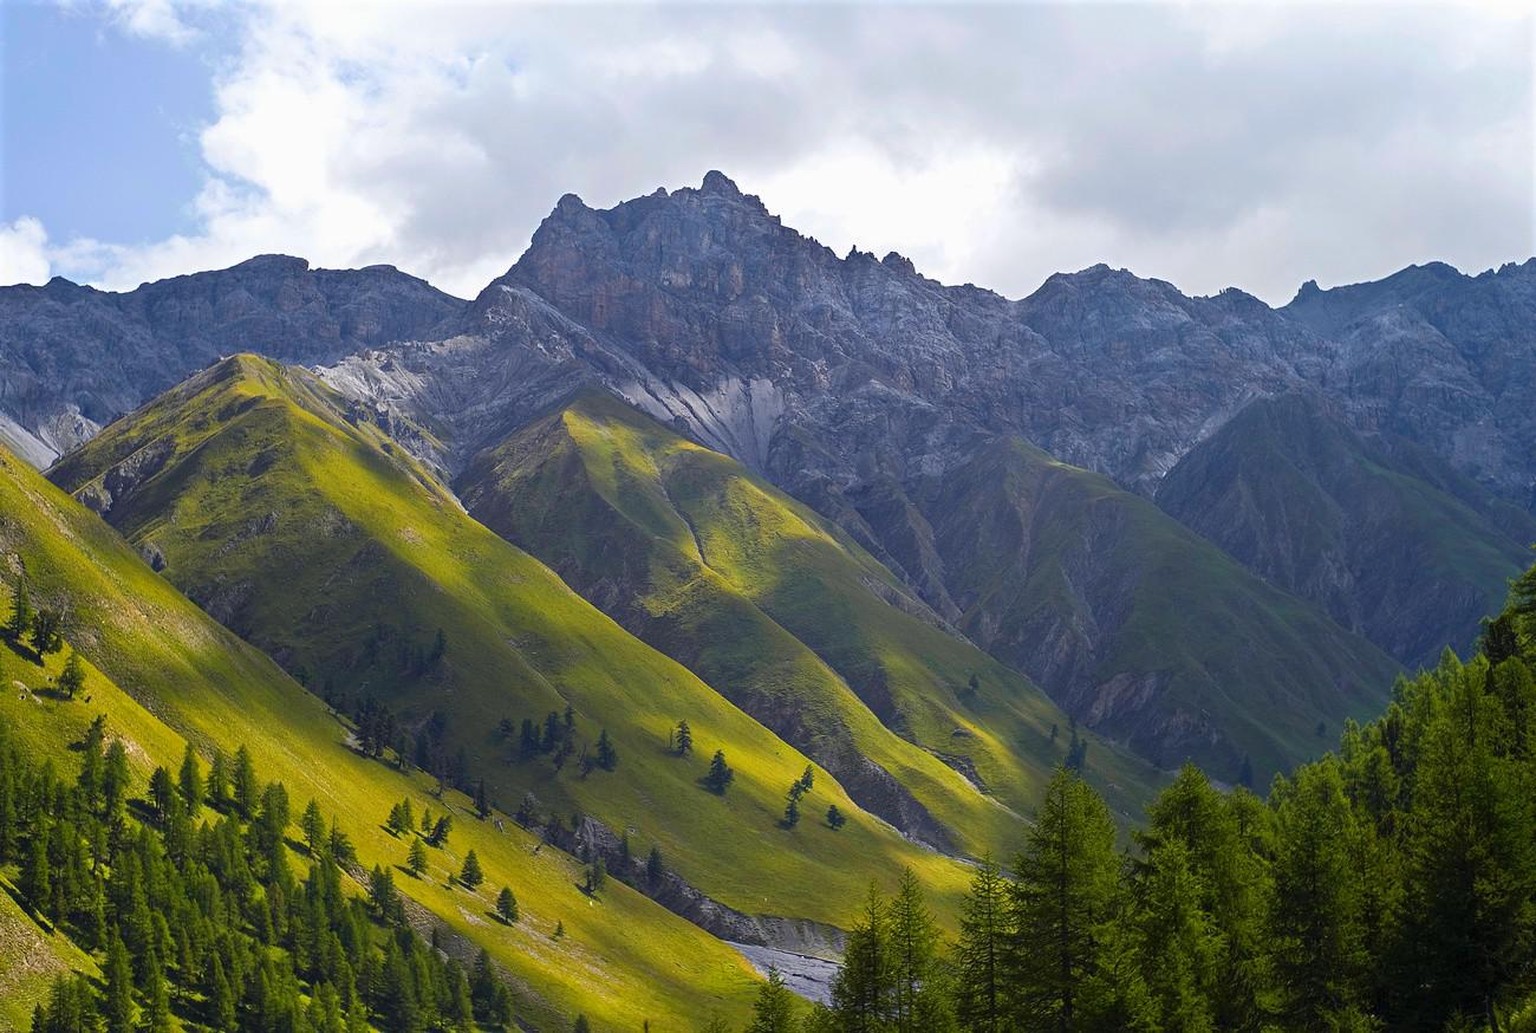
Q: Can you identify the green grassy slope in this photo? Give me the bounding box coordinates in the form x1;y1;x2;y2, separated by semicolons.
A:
908;437;1403;787
1156;393;1536;667
457;391;1161;840
0;442;781;1030
46;356;973;931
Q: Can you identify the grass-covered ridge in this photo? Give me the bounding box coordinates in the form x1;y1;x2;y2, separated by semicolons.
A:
1156;392;1536;667
458;390;1162;846
0;440;780;1030
920;436;1403;784
47;355;974;931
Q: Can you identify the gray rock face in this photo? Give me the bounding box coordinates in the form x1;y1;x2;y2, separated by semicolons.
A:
1158;393;1536;668
1283;259;1536;506
0;254;466;462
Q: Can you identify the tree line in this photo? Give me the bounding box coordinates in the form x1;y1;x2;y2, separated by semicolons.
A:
4;712;517;1032
722;568;1536;1033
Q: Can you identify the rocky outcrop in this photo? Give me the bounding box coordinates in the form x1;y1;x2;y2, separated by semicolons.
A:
0;255;466;463
1156;392;1536;667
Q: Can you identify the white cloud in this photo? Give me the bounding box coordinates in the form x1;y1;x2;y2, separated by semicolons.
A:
104;0;196;45
0;218;52;286
29;1;1536;303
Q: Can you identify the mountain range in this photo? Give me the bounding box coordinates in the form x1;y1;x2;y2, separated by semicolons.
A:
3;169;1533;1027
7;173;1531;774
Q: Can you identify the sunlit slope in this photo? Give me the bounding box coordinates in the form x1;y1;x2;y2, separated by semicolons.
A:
458;391;1161;839
0;443;776;1030
47;356;972;927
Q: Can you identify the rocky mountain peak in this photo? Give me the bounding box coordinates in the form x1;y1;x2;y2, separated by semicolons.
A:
229;253;311;274
700;169;743;196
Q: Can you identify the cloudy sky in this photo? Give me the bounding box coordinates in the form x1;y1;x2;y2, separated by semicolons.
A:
1;1;1531;304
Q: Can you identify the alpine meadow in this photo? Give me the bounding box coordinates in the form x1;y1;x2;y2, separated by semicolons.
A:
2;3;1534;1031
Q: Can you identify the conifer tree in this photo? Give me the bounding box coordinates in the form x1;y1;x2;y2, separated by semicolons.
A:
646;845;665;885
827;804;847;830
497;886;518;924
301;798;325;855
595;729;618;771
675;718;693;756
783;795;801;828
475;778;490;819
56;650;84;699
705;749;734;793
211;953;237;1031
954;857;1007;1033
6;573;31;642
103;932;134;1033
1267;756;1368;1030
29;608;62;655
460;849;484;889
207;748;229;808
408;837;429;878
1006;767;1119;1031
831;882;894;1032
890;866;949;1032
584;857;606;896
178;743;204;816
142;945;172;1033
102;738;129;826
1130;840;1218;1032
232;744;258;817
148;765;175;818
746;968;798;1033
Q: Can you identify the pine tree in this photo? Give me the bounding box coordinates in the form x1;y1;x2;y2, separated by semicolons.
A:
428;813;453;847
148;765;175;818
827;804;847;830
1005;766;1119;1031
211;953;237;1031
207;748;229;808
1130;840;1218;1033
584;858;606;896
302;798;325;855
7;573;32;642
675;718;693;756
497;886;518;924
142;945;172;1033
56;650;85;699
704;749;734;793
103;932;133;1033
178;743;204;816
783;795;801;828
460;849;484;889
955;856;1006;1033
475;778;490;819
595;729;618;771
890;867;948;1032
646;845;665;885
831;882;894;1032
232;744;258;817
794;764;815;797
1268;756;1368;1030
408;837;429;878
29;608;63;655
746;968;798;1033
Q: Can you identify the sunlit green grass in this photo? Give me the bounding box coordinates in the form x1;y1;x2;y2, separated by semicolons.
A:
462;391;1163;845
0;442;783;1030
46;356;975;935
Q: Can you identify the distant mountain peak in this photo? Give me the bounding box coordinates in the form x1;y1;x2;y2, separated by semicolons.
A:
700;169;743;196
